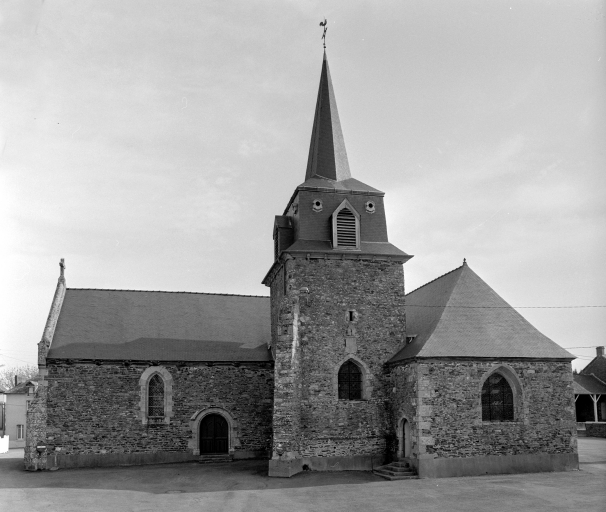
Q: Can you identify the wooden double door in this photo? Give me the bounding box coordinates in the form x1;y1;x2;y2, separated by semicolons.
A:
200;414;229;454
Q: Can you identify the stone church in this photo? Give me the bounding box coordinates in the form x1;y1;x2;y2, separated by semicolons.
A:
26;53;578;478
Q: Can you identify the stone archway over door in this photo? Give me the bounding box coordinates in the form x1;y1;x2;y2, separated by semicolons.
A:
400;418;411;458
200;414;229;454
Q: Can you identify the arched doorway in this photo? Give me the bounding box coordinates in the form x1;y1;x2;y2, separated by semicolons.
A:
400;418;411;458
200;414;229;454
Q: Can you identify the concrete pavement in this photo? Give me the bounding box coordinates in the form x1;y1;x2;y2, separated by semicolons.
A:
0;439;604;511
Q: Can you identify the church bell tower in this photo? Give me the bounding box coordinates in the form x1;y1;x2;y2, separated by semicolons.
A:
263;52;412;477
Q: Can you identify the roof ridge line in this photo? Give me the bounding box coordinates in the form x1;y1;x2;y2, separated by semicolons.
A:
66;288;269;298
406;263;465;296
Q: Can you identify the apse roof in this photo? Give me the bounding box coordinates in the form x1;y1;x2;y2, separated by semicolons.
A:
390;263;574;362
47;289;272;362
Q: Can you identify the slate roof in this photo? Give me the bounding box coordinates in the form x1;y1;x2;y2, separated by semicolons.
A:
47;289;272;362
4;380;38;395
390;263;574;362
284;239;410;259
580;354;606;383
573;373;606;395
296;176;383;195
305;51;351;182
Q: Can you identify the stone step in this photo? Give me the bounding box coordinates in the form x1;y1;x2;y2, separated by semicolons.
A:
198;454;232;464
376;468;416;477
373;470;418;481
373;461;418;481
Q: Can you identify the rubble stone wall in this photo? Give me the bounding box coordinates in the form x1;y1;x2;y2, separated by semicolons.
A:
585;422;606;438
41;362;273;464
24;384;48;470
392;359;577;460
389;363;419;460
274;257;406;458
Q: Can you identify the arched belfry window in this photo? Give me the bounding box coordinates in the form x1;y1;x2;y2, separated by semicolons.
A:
482;373;514;421
148;374;164;418
338;360;362;400
332;200;360;249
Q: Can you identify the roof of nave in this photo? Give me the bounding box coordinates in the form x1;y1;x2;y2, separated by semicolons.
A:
47;289;272;362
390;262;574;362
573;373;606;395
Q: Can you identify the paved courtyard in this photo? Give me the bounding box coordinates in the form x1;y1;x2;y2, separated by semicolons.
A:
0;438;604;512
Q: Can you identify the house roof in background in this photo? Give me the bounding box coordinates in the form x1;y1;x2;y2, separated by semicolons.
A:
573;373;606;394
4;380;38;395
47;289;272;362
390;263;574;362
580;354;606;383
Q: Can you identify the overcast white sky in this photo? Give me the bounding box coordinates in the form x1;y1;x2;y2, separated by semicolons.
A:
1;1;604;372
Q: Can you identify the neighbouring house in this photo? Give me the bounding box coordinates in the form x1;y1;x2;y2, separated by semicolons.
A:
25;52;579;478
0;388;7;453
3;378;38;448
574;346;606;438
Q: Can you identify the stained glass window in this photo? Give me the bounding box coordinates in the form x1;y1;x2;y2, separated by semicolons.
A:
482;373;514;421
148;374;164;417
338;361;362;400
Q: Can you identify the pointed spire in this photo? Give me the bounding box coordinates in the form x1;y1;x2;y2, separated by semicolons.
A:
304;52;351;182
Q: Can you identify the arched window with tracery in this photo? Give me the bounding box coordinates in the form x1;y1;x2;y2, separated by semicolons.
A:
482;373;514;421
338;360;362;400
148;374;165;418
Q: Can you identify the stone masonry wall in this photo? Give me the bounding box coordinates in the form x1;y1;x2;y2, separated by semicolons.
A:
43;362;273;457
393;359;577;460
288;257;406;458
269;258;303;458
585;422;606;438
390;363;418;459
24;384;48;470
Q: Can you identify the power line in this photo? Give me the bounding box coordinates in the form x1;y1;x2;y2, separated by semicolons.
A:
563;346;602;349
0;354;35;365
406;305;606;309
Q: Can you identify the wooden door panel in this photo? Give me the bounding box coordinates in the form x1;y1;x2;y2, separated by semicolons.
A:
200;414;229;454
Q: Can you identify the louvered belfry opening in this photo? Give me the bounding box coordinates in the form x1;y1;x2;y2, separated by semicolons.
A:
336;207;357;247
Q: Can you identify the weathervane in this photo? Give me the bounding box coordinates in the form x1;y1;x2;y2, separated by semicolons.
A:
319;19;327;48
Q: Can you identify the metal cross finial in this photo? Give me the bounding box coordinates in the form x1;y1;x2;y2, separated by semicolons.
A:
59;258;65;277
319;19;327;48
